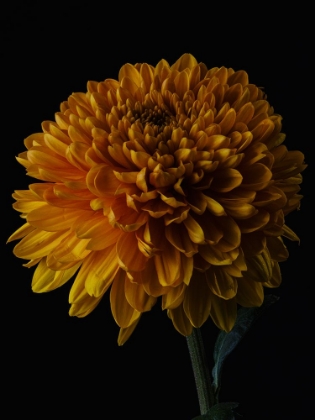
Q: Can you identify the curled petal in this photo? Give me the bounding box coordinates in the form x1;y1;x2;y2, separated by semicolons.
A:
9;53;306;344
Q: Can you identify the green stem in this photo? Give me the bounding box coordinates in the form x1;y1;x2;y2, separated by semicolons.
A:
186;328;215;415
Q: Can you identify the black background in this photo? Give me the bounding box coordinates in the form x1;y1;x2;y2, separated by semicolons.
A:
3;3;313;419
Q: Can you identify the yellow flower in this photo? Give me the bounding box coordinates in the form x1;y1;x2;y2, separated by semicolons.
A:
9;54;306;344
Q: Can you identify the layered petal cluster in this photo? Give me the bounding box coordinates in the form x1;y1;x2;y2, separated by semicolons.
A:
9;54;306;344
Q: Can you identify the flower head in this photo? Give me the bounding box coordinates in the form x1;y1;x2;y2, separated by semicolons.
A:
9;54;306;344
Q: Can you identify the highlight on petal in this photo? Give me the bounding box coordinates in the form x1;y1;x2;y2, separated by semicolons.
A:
8;52;306;343
32;258;80;292
171;53;199;71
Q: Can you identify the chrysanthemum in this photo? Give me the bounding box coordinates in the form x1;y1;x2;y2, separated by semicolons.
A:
9;53;306;344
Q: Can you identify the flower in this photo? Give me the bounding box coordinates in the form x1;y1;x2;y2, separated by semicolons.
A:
9;53;306;344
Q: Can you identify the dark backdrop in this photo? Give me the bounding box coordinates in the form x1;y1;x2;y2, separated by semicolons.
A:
3;4;312;419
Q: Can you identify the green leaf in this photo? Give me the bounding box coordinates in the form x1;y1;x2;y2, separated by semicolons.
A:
192;402;240;420
212;294;279;397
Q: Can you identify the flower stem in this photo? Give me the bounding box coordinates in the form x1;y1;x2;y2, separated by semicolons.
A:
186;328;215;415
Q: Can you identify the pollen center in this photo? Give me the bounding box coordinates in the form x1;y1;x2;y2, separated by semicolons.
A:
133;105;177;134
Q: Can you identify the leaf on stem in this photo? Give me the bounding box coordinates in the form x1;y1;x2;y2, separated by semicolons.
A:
211;294;279;397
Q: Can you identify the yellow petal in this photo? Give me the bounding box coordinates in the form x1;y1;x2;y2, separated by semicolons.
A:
110;270;141;328
174;70;189;99
7;223;35;243
202;194;226;216
140;260;170;297
13;229;69;260
116;232;148;272
183;214;205;244
223;201;258;219
118;317;141;345
263;262;282;288
236;277;264;307
244;249;273;283
167;305;193;336
171;53;198;71
165;224;198;257
86;164;120;197
46;232;90;270
69;247;118;302
266;236;289;262
210;168;243;193
199;245;232;266
124;279;157;312
209;292;237;332
154;239;181;286
162;283;186;310
32;258;80;292
118;63;141;86
207;268;238;300
69;294;103;317
183;271;212;328
282;224;300;242
27;205;87;231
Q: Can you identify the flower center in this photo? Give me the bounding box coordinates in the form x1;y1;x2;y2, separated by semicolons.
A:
132;105;177;134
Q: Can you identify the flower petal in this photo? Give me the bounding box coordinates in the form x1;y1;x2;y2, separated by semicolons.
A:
183;271;212;328
110;270;141;328
167;305;193;336
209;293;237;332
